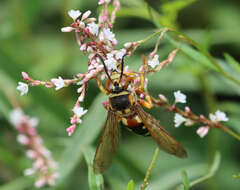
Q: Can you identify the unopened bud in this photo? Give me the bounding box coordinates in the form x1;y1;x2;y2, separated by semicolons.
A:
158;94;168;103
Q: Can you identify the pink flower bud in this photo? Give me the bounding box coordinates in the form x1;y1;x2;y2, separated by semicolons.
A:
149;52;155;58
35;177;46;188
98;0;105;5
112;39;118;45
80;44;87;51
197;126;209;138
61;27;74;32
185;106;191;113
124;42;132;48
158;94;168;103
22;72;30;81
84;27;90;33
102;101;109;109
76;73;84;78
82;10;91;20
103;15;108;22
66;125;76;136
140;93;145;99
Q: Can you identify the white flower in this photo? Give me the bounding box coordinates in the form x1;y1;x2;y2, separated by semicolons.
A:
24;168;36;176
51;76;65;90
87;22;99;36
115;49;126;60
209;110;228;122
148;55;159;68
73;107;88;118
9;108;24;126
174;113;186;127
197;126;209;138
17;82;28;96
103;28;115;42
61;26;74;32
174;90;186;104
106;53;114;58
35;177;46;188
17;134;29;145
26;149;37;159
68;10;81;20
105;57;117;71
29;117;39;127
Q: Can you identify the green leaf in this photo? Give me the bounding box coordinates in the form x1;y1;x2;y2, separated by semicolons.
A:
208;151;221;176
181;170;190;190
224;53;240;75
0;177;33;190
57;93;106;185
83;146;104;190
160;0;197;28
126;180;134;190
190;151;221;187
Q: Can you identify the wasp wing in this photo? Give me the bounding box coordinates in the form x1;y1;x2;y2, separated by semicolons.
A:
93;111;121;174
133;103;187;158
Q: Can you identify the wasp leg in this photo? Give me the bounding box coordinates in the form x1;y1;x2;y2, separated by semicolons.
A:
134;54;148;95
122;73;136;90
95;77;109;95
138;94;153;109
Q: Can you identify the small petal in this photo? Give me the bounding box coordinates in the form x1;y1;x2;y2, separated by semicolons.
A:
103;28;115;42
197;126;209;138
51;76;65;90
105;57;117;71
115;49;126;60
26;149;37;159
174;113;186;127
215;110;228;122
17;134;29;145
17;82;28;96
29;117;39;127
73;107;88;117
174;90;186;104
9;108;24;126
68;10;81;20
35;177;46;188
87;22;99;36
209;110;228;122
61;26;74;32
148;55;159;68
24;168;36;176
209;113;217;122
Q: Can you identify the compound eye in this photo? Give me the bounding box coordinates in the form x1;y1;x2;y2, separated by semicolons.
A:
114;82;119;87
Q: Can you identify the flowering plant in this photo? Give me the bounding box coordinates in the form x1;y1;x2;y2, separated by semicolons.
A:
1;0;239;189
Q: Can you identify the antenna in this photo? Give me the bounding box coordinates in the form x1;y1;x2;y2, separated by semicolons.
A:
119;54;127;83
97;54;113;83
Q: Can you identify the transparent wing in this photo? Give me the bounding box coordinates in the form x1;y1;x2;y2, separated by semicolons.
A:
133;103;187;158
93;111;121;174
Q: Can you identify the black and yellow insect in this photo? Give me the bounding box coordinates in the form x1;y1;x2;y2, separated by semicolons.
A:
93;54;187;174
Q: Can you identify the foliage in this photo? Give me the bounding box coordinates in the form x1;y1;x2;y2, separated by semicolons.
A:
0;0;240;190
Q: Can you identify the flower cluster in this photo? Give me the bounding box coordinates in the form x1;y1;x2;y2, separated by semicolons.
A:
159;90;229;138
10;108;58;188
16;0;235;142
17;0;178;136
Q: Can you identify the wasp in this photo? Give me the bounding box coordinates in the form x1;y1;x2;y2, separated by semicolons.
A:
93;54;187;174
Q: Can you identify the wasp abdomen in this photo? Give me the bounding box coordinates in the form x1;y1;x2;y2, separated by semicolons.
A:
121;113;150;136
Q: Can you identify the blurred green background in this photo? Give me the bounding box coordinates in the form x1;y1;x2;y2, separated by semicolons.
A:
0;0;240;189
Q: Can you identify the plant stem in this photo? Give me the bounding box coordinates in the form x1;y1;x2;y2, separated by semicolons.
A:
140;148;159;190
